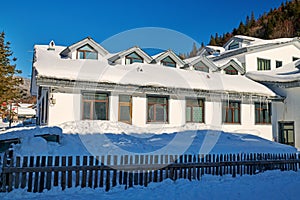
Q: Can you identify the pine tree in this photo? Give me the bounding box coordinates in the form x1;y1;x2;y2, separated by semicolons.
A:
189;42;198;57
0;32;23;121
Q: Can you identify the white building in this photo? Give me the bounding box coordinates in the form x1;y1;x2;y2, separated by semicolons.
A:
247;60;300;149
204;35;300;73
30;37;280;141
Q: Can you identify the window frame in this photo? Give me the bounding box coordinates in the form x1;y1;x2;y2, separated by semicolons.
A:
82;92;109;120
147;95;169;123
224;65;238;75
255;102;271;124
222;101;241;124
161;56;176;68
275;60;282;68
257;58;271;71
118;95;132;124
125;52;144;64
186;98;205;123
193;61;209;73
77;44;98;60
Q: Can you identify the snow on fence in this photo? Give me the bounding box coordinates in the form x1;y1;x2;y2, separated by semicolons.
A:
1;150;300;193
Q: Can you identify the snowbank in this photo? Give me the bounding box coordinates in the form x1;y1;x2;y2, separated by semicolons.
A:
0;121;296;156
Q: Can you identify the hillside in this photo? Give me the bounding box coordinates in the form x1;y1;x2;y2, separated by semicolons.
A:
183;0;299;58
209;0;300;46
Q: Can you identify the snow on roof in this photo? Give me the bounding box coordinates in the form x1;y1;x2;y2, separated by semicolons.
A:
183;56;199;64
33;45;276;96
246;60;300;83
231;35;295;48
205;45;225;53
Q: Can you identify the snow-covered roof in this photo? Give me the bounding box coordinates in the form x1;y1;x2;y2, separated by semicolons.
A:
107;46;153;64
152;50;186;67
33;45;276;97
60;37;109;58
246;60;300;83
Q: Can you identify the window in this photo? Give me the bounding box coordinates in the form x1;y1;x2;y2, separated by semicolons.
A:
193;61;209;73
147;96;168;123
82;92;109;120
255;102;271;124
77;44;98;60
293;57;300;61
161;56;176;68
278;122;295;146
224;66;238;75
119;95;132;124
276;61;282;68
222;101;240;124
186;98;205;123
125;52;143;64
228;41;239;50
257;58;271;70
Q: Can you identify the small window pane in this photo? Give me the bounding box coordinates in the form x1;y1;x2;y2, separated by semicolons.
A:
86;52;98;59
120;106;131;121
120;95;131;102
94;102;107;120
186;107;191;121
83;102;91;119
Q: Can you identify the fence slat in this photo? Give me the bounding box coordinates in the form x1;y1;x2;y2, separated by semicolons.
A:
33;156;40;193
139;155;144;186
88;156;94;188
14;157;21;189
53;156;59;187
81;156;87;188
112;155;118;187
75;156;80;187
61;156;66;191
21;156;28;189
46;156;52;190
94;156;99;188
39;156;46;192
67;156;72;188
106;155;111;192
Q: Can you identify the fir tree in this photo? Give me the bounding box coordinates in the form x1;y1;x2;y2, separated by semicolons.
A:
189;42;198;57
0;32;23;121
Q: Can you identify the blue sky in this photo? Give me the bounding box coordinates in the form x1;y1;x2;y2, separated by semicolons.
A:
0;0;287;78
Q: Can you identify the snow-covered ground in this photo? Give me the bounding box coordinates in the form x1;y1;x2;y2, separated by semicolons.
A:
0;121;299;199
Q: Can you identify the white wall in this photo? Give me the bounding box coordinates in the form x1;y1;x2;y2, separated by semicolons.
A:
45;91;273;141
272;87;300;149
222;103;272;140
245;45;300;71
132;94;147;127
48;93;81;126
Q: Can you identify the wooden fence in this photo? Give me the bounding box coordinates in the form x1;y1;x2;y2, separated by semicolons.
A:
1;151;300;193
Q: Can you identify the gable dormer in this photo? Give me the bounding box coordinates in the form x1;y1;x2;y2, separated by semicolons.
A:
152;50;185;69
108;46;152;65
219;59;245;75
184;56;218;73
223;35;262;51
60;37;109;59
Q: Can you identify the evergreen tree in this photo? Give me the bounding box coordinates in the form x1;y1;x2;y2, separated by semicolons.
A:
189;42;198;57
0;32;23;120
209;35;217;46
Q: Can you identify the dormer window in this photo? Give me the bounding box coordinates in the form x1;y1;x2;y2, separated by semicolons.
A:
161;56;176;68
125;52;143;64
224;66;238;75
193;61;209;73
77;44;98;60
228;41;239;50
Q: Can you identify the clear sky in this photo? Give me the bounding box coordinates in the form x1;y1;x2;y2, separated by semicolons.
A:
0;0;287;78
